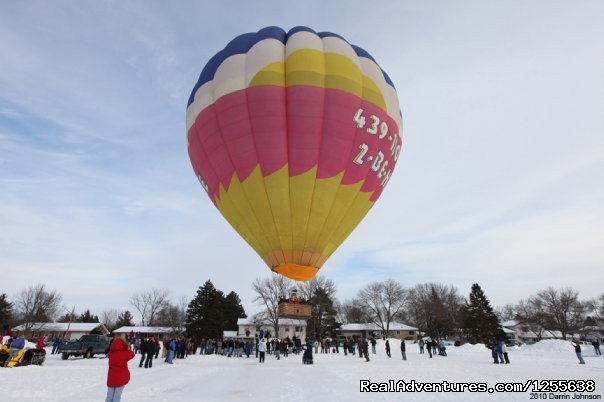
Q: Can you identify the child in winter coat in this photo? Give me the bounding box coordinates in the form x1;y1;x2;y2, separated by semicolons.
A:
106;335;135;402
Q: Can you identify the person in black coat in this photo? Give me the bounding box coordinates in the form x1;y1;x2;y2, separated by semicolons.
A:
144;337;156;368
362;339;370;362
138;337;148;367
400;339;406;360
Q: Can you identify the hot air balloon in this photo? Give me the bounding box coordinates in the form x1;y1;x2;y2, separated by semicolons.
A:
186;26;403;282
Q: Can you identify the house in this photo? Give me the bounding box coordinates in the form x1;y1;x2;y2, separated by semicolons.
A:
339;322;418;340
541;330;564;340
12;322;109;341
500;320;540;344
113;326;185;340
582;326;604;342
237;318;307;340
501;327;516;343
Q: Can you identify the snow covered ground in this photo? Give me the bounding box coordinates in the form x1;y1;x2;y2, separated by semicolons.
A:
2;339;603;402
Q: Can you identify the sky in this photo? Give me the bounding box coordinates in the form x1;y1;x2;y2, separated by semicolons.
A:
1;0;603;323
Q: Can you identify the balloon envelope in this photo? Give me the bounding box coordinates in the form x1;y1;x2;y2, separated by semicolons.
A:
187;26;403;281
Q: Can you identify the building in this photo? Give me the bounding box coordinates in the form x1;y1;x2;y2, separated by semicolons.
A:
541;330;564;340
237;318;307;340
339;322;418;340
12;322;109;341
113;326;185;339
500;320;540;344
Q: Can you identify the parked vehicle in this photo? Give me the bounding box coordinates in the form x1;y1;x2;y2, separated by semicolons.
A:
58;334;110;360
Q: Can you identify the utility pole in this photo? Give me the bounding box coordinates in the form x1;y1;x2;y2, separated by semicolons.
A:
63;306;75;341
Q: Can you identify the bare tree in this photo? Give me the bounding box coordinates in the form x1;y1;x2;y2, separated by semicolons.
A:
251;275;295;337
495;304;516;321
338;299;369;323
527;287;586;340
130;288;170;326
14;284;63;331
296;276;337;302
597;294;604;322
515;298;547;339
154;296;188;331
100;309;119;331
357;279;407;335
406;283;464;338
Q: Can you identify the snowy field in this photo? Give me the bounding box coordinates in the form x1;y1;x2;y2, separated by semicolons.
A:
2;339;603;402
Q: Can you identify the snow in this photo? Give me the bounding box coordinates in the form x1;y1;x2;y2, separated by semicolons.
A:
2;339;603;401
523;339;582;353
456;342;487;351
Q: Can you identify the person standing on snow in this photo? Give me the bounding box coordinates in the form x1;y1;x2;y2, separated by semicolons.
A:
490;342;499;364
138;337;148;367
572;341;585;364
495;341;504;363
105;335;135;402
144;337;156;368
400;339;407;360
274;339;281;360
258;338;267;363
385;340;391;358
501;342;510;364
362;339;370;362
165;338;176;364
51;337;62;354
370;338;377;354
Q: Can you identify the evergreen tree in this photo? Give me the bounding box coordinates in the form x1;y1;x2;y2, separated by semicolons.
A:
77;309;100;323
308;287;340;339
57;312;77;323
461;283;505;344
115;310;135;328
186;280;226;340
0;293;13;328
223;291;247;331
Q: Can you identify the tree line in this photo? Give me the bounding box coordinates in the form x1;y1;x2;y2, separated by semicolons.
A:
2;280;603;344
249;277;603;344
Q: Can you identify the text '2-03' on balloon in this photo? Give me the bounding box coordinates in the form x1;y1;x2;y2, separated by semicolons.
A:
186;26;403;282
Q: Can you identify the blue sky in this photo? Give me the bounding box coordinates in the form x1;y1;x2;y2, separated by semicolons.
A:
1;0;602;322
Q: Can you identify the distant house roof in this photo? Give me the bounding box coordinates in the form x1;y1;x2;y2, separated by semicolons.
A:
13;322;109;335
542;330;564;339
501;320;519;328
516;329;539;339
113;326;184;334
502;327;516;334
237;318;307;326
340;322;418;331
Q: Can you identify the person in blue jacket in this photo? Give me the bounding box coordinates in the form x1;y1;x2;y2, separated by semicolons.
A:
51;337;62;354
165;338;177;364
495;341;505;364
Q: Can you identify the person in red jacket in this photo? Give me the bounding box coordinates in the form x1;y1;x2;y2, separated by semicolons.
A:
36;337;45;350
105;335;135;402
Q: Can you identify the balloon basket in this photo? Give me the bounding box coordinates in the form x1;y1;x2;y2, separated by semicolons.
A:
278;303;311;319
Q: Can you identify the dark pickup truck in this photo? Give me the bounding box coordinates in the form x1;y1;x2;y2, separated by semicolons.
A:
59;334;111;360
